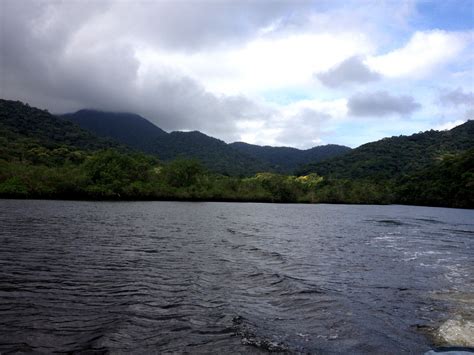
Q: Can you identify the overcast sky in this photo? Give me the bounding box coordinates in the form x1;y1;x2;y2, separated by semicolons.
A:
1;0;473;148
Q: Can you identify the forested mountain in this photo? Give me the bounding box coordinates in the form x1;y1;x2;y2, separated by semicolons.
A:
230;142;351;173
63;109;351;175
63;110;271;176
1;99;472;208
62;110;167;148
0;99;121;164
298;120;474;179
151;131;273;175
396;148;474;208
0;100;117;152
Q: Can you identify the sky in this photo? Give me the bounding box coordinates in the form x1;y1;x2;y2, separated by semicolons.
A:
0;0;473;148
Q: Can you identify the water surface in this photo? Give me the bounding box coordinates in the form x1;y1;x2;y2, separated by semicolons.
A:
0;200;473;353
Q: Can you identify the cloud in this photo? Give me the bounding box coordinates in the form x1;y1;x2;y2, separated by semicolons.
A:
1;0;286;142
434;119;467;131
439;87;474;106
273;108;328;148
465;107;474;120
237;108;329;149
135;32;374;96
316;56;381;87
237;98;347;148
366;30;471;78
348;91;421;117
133;72;271;140
56;1;314;52
0;0;372;146
0;0;472;149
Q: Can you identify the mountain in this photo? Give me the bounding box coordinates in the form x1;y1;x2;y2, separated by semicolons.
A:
298;120;474;180
1;99;472;207
63;109;351;175
0;100;118;162
229;142;351;173
61;110;167;148
153;130;275;175
63;110;272;176
396;147;474;208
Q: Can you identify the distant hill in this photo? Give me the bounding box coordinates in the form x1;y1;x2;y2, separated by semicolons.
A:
1;99;472;207
230;142;351;173
62;110;167;148
298;120;474;180
63;110;272;176
63;109;351;175
0;100;117;155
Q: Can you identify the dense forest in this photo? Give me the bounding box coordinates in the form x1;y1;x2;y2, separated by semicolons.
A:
1;99;473;208
229;141;351;173
298;121;474;179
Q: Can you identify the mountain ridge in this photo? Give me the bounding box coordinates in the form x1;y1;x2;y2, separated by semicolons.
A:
1;99;472;207
298;119;474;179
229;141;351;173
0;100;119;152
63;109;352;175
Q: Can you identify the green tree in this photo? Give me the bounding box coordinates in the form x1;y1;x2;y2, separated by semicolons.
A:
161;158;205;188
82;150;154;197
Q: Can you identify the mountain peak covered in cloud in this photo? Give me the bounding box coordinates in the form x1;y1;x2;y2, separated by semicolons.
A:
1;0;472;148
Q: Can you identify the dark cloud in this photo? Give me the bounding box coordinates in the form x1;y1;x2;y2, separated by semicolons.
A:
439;87;473;106
108;1;312;51
316;56;381;88
133;73;270;140
348;91;421;117
0;0;290;142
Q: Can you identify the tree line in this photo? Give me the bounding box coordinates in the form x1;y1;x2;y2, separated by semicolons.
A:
1;147;472;208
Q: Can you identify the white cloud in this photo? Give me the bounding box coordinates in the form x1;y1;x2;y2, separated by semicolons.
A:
234;98;347;148
135;32;374;96
366;30;471;78
434;119;467;131
1;0;473;149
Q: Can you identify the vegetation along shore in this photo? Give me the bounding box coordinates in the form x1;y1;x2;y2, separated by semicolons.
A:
1;99;472;208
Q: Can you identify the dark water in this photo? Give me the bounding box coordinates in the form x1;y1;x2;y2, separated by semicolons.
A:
0;200;473;354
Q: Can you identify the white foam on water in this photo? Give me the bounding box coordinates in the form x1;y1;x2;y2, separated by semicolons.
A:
437;319;474;347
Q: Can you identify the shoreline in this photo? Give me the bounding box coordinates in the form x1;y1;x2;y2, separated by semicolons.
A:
1;196;472;210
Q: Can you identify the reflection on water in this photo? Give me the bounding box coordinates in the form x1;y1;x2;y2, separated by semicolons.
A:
0;200;473;353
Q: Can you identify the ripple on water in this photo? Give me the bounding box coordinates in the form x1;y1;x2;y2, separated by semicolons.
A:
0;200;473;354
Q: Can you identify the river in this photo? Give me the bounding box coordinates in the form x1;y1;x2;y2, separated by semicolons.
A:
0;200;473;353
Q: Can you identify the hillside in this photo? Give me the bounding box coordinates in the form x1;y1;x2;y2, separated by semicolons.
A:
62;110;167;148
396;148;474;208
1;99;472;207
298;120;474;180
63;109;350;175
64;110;271;176
0;99;120;164
0;100;117;151
154;131;274;175
230;142;351;173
